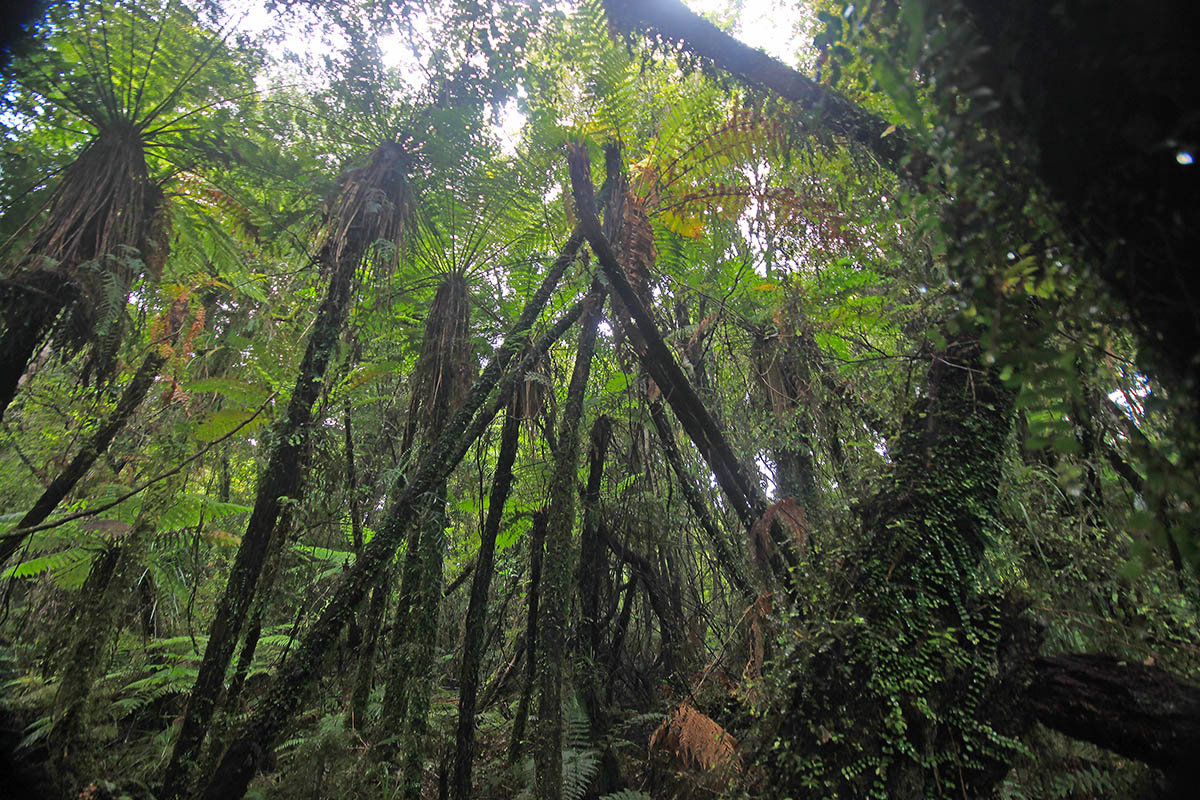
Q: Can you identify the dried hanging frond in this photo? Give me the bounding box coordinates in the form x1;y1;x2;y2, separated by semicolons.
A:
4;123;163;356
510;343;553;425
749;498;810;580
408;272;476;438
320;141;413;285
616;188;657;309
741;592;774;706
649;703;740;772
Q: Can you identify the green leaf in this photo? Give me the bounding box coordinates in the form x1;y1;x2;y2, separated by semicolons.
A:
193;408;266;443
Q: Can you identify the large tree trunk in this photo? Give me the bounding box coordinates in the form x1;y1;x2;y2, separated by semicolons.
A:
452;405;521;800
1029;653;1200;789
199;235;584;800
762;333;1031;799
534;283;606;800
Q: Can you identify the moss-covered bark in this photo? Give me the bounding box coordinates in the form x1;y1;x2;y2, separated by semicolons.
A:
199;238;584;800
452;405;521;800
161;144;411;799
762;333;1033;799
533;283;605;800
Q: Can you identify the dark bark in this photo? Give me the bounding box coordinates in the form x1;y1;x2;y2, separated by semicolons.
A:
577;415;613;683
452;406;521;800
0;348;165;568
567;148;801;586
350;565;392;729
225;509;294;713
161;221;358;800
162;145;412;799
647;401;752;598
535;283;605;800
508;511;547;766
600;526;683;674
479;630;525;713
1030;652;1200;784
575;416;622;797
46;543;121;773
0;286;59;423
600;0;928;183
605;574;637;704
199;235;584;800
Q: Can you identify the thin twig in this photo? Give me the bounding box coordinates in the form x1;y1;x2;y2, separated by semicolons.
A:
0;392;276;540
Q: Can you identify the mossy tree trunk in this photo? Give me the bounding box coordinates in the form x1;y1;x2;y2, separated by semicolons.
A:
534;283;605;800
452;403;521;800
161;144;411;799
199;236;584;800
762;333;1032;799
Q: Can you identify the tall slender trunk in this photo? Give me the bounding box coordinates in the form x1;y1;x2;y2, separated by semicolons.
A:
350;564;392;728
160;149;395;798
452;405;521;800
568;148;802;587
576;414;613;720
388;488;449;798
199;238;584;800
224;506;295;714
508;511;547;766
535;283;605;800
574;417;622;793
0;349;165;568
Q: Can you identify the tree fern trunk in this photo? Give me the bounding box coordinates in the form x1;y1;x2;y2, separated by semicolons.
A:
453;405;521;800
160;228;359;800
199;247;584;800
535;284;605;800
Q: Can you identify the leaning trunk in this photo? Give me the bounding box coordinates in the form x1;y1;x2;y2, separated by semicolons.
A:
198;235;584;800
0;347;166;568
161;143;411;799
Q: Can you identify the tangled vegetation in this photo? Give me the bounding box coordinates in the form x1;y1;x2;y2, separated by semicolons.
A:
1;1;1197;798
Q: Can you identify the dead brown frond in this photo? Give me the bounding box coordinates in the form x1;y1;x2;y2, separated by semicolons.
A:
749;498;810;579
408;272;476;439
741;592;775;708
320;141;413;286
510;344;552;426
617;188;657;308
4;123;164;356
650;703;740;773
